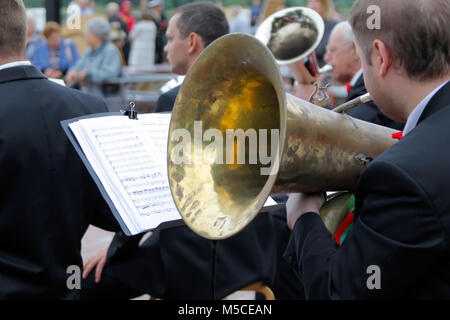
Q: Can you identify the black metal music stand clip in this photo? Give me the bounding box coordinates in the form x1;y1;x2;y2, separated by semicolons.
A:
121;101;138;120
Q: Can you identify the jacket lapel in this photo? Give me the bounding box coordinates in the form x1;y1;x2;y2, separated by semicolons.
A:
417;81;450;124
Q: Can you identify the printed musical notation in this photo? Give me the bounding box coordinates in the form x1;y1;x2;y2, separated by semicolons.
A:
140;113;172;160
69;114;180;235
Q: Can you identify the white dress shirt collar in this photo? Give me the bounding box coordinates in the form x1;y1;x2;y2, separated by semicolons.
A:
0;60;31;72
403;80;450;136
350;68;363;87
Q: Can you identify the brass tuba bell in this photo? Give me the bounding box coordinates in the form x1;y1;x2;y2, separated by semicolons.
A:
255;7;332;83
255;7;323;65
167;33;397;240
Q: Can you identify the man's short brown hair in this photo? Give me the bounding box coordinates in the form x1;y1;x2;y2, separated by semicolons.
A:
174;2;229;48
0;0;27;58
350;0;450;81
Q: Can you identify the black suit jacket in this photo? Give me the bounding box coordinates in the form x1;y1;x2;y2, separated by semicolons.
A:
284;81;450;299
346;75;404;130
155;85;180;113
0;65;120;299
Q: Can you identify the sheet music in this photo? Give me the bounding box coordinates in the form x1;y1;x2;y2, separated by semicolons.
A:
139;113;172;172
69;115;180;235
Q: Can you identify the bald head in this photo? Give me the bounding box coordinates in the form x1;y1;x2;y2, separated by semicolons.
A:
350;0;450;81
0;0;27;61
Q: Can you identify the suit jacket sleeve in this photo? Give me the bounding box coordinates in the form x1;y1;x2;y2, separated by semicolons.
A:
89;199;122;232
106;231;144;261
284;160;444;299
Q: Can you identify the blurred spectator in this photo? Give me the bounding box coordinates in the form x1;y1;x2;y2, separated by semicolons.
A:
25;14;44;62
68;0;94;16
307;0;339;67
107;2;127;62
32;22;79;79
107;2;127;36
250;0;261;27
120;1;136;32
128;10;156;69
89;0;96;12
66;18;122;96
229;6;252;34
119;1;135;63
148;0;167;64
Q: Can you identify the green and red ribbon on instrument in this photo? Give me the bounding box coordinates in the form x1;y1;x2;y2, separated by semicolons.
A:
334;194;355;246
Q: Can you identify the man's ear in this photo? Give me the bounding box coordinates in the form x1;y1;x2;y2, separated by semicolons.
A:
372;39;393;78
187;32;204;54
350;42;360;62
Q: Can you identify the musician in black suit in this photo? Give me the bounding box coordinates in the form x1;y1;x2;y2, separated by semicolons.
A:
81;2;304;300
285;0;450;299
154;0;229;114
324;21;403;130
155;84;180;112
0;0;120;299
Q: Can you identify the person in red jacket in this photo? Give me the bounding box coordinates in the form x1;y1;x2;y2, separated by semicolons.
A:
120;0;135;32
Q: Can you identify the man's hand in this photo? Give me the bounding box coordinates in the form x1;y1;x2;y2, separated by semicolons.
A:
83;247;108;283
78;70;88;82
286;192;326;230
44;68;62;79
65;70;78;87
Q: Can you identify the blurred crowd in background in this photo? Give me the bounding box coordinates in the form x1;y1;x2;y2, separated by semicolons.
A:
23;0;346;103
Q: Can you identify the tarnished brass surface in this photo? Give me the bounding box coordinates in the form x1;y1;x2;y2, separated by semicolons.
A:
167;33;397;240
273;94;396;194
320;192;353;235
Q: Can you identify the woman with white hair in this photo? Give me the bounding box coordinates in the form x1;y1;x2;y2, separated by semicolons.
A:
66;18;122;96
